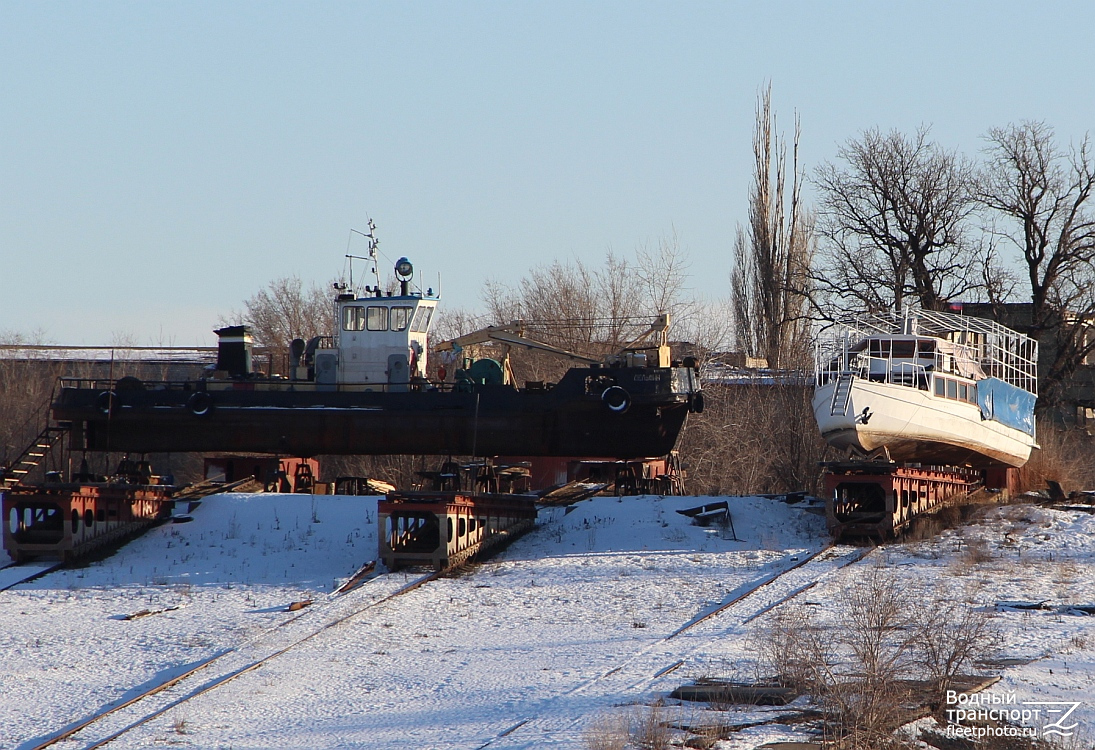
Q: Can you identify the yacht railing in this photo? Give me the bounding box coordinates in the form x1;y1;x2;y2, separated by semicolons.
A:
840;355;931;390
816;307;1038;395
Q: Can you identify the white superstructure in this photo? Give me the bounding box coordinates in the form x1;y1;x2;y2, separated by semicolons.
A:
813;308;1038;468
304;257;438;391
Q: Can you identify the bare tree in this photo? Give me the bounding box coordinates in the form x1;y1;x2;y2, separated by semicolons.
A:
637;230;694;324
978;121;1095;407
479;258;599;383
430;306;487;351
976;236;1020;308
490;258;600;350
595;252;646;349
232;275;335;368
732;85;814;368
680;297;735;371
479;249;687;383
814;127;979;315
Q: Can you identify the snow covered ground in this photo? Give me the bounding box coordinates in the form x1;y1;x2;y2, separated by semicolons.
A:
2;492;1093;749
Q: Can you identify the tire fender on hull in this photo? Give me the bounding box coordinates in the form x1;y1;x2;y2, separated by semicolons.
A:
187;391;214;416
601;385;631;414
95;391;116;415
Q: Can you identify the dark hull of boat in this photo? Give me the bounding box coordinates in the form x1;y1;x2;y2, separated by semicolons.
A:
53;366;698;459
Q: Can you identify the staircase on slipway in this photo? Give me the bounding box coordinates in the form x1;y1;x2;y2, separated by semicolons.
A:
830;373;855;417
0;423;71;490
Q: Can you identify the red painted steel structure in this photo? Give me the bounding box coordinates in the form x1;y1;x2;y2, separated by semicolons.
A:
202;456;320;493
823;461;982;540
378;492;537;571
3;484;171;562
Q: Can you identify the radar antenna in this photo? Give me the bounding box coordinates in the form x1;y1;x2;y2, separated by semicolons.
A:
347;219;382;292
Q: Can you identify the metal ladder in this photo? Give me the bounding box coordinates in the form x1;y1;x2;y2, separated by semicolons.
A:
830;373;854;417
0;423;70;489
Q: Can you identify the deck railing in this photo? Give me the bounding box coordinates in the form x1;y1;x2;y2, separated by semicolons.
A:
816;307;1038;396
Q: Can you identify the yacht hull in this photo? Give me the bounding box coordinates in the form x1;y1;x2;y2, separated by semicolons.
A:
813;377;1035;468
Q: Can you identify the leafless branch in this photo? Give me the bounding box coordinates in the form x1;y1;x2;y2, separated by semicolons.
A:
813;126;978;315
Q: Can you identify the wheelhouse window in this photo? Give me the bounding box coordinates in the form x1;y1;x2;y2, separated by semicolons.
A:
342;306;366;331
411;305;434;333
390;306;413;332
891;341;916;358
868;339;891;358
934;376;945;397
366;306;389;331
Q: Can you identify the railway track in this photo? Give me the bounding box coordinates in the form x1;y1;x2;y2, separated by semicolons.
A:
40;542;868;750
23;516;875;750
27;566;440;750
24;543;866;750
20;485;538;748
0;560;64;592
478;543;876;749
21;487;537;749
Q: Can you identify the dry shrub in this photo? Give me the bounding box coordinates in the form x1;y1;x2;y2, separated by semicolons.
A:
754;577;917;746
628;703;672;750
1018;421;1095;494
755;567;999;746
750;608;823;691
320;453;442;489
905;504;963;543
916;595;1001;702
582;705;675;750
678;382;833;496
935;504;963;528
583;712;629;750
961;539;995;566
1056;560;1081;585
949;535;996;576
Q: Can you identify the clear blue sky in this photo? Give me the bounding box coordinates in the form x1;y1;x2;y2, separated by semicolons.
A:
2;1;1092;345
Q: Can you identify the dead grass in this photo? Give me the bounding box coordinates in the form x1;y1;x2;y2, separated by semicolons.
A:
962;539;995;565
583;713;629;750
1018;422;1095;495
678;382;834;496
583;704;679;750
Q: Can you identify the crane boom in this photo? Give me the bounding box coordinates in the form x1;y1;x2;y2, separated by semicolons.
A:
434;314;671;367
434;321;600;364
